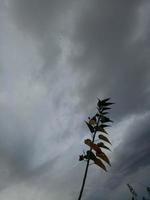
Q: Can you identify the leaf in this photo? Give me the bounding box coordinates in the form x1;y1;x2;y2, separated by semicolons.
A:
100;124;110;128
89;116;97;125
97;98;102;108
85;121;94;133
96;113;100;117
127;184;134;193
101;98;111;103
96;152;111;166
95;126;109;134
98;134;111;144
146;187;150;196
101;112;109;115
101;116;113;123
97;142;111;151
94;157;107;171
102;102;115;106
86;150;96;161
102;107;111;111
127;184;137;197
84;139;92;145
79;155;84;161
84;139;102;154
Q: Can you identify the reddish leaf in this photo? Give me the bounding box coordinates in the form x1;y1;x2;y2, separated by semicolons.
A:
97;142;111;151
84;139;102;154
94;157;107;171
96;152;111;166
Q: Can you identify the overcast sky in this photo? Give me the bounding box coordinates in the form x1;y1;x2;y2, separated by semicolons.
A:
0;0;150;199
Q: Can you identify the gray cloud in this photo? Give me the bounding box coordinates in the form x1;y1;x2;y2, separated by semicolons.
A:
108;112;150;188
69;0;150;119
0;0;150;200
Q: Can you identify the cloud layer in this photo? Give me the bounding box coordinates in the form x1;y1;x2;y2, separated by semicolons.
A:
0;0;150;199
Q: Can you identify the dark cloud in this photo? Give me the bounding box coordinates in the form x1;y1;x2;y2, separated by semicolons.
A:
9;0;72;37
0;0;150;199
69;0;150;119
110;112;150;187
8;0;78;76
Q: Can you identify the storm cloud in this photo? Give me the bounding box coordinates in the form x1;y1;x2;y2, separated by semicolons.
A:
0;0;150;199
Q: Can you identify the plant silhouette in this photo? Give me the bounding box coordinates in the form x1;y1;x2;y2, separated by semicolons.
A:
127;183;150;200
77;98;114;200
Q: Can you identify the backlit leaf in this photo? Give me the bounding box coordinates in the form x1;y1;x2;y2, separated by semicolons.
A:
79;155;84;161
96;152;111;166
97;98;102;108
101;116;113;123
89;116;97;125
94;158;107;171
97;142;111;151
101;98;111;103
100;124;110;128
101;112;109;115
95;126;109;134
102;107;111;111
85;121;94;133
84;139;102;154
102;102;115;106
86;150;96;161
98;134;111;144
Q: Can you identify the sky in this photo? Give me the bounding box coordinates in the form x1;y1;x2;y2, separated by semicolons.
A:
0;0;150;199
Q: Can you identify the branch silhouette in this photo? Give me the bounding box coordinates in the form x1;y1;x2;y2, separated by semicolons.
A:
78;98;114;200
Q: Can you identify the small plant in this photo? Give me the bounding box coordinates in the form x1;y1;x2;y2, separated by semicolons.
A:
78;98;114;200
127;183;150;200
127;184;138;200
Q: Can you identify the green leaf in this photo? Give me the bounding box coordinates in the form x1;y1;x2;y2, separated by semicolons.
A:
101;112;109;115
86;150;96;161
97;98;102;108
85;121;94;133
102;102;115;106
100;124;110;128
79;155;84;161
101;107;111;111
95;126;109;134
101;98;111;103
101;116;113;123
98;134;111;144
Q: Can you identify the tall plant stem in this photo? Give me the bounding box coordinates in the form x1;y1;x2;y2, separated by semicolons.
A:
77;116;101;200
